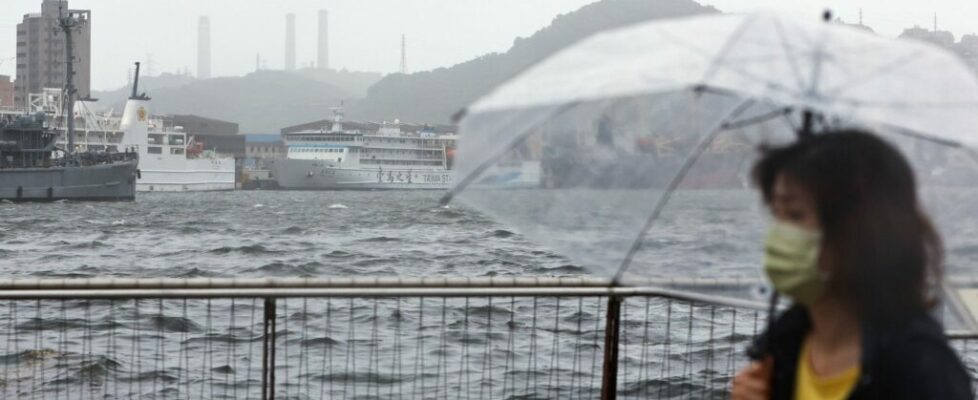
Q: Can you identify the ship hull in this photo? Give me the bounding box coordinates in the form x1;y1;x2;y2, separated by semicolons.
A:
272;159;452;190
138;157;235;192
0;159;138;201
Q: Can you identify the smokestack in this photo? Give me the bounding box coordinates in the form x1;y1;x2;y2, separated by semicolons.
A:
318;10;329;70
285;13;296;71
197;16;211;79
400;34;408;74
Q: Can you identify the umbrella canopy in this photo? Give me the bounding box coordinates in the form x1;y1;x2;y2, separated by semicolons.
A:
465;12;978;146
447;12;978;308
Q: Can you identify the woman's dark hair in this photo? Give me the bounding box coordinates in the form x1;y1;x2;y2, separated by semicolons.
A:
752;130;942;324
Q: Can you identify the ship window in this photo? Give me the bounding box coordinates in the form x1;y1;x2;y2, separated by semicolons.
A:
171;147;185;155
147;146;162;154
168;135;185;145
148;134;164;145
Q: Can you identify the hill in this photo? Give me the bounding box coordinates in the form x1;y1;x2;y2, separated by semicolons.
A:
93;71;354;133
346;0;719;124
91;72;195;108
90;0;719;130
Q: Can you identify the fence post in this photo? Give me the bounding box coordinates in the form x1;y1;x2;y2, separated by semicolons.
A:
262;297;277;400
600;295;622;400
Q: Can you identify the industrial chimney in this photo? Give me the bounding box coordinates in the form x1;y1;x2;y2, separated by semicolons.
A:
285;13;296;71
197;16;211;79
318;10;329;70
400;34;408;74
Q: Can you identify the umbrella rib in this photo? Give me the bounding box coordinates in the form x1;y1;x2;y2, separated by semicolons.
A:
700;13;759;85
832;99;978;109
439;101;581;205
878;121;963;148
772;18;808;92
656;25;802;98
821;49;926;98
611;98;757;285
722;106;794;131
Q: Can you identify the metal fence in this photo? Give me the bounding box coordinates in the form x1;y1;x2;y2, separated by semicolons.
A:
0;277;973;399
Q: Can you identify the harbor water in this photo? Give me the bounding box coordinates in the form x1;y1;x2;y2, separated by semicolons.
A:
0;191;975;398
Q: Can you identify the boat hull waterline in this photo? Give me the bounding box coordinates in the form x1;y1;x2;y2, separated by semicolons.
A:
273;159;452;190
0;159;138;201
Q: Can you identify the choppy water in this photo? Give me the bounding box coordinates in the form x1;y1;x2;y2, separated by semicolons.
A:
1;190;976;399
0;191;579;279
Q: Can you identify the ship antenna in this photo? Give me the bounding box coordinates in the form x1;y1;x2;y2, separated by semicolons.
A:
59;4;83;159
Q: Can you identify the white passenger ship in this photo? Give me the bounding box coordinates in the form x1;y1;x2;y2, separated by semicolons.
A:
46;63;235;192
273;108;457;190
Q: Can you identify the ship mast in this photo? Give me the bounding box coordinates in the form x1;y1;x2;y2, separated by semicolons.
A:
58;5;85;160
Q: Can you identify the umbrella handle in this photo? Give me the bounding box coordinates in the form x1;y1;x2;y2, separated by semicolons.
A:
746;292;780;360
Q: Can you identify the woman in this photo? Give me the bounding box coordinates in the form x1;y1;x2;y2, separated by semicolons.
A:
731;130;973;399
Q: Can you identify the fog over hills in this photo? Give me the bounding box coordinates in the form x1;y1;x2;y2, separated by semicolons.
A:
88;0;978;133
91;69;381;133
347;0;719;124
89;0;718;132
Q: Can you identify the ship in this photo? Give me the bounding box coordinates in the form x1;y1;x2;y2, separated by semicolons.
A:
0;8;138;202
0;112;138;201
272;108;457;190
48;62;235;192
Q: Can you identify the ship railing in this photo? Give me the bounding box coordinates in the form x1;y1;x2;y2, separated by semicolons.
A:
0;106;25;115
360;143;447;151
0;276;975;400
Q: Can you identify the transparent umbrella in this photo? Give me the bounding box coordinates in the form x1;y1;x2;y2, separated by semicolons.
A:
443;12;978;325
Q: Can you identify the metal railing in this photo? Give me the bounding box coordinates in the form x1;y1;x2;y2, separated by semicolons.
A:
0;277;974;399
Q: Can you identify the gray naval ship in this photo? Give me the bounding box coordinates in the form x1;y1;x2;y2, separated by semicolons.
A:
0;113;138;201
0;6;138;202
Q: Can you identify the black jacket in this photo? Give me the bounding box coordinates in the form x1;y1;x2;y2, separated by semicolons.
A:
751;305;973;400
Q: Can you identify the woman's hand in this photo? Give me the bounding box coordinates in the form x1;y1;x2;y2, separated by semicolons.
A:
731;357;772;400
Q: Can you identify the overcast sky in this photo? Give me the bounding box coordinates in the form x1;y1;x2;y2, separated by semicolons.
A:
1;0;976;91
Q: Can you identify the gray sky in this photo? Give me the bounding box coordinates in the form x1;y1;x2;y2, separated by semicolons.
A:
1;0;976;91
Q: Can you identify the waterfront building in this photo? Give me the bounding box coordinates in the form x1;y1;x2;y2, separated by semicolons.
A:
0;75;14;107
15;0;91;108
900;25;956;48
161;114;243;158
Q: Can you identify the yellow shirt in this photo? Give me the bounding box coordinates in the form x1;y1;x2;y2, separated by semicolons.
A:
794;339;861;400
